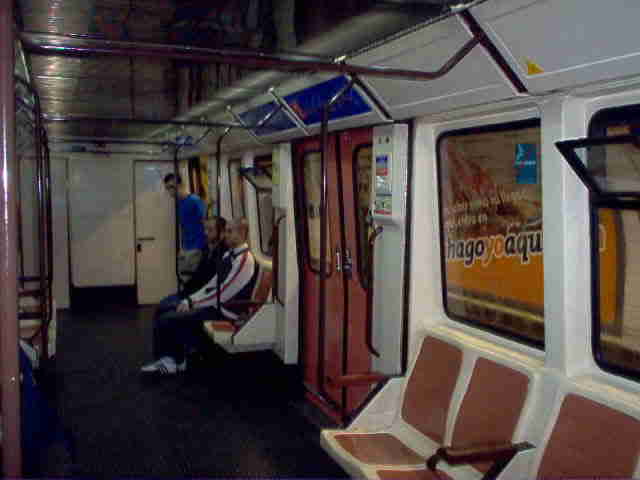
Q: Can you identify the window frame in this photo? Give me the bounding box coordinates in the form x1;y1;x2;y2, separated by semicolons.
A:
241;154;274;257
558;103;640;382
351;142;374;290
227;157;246;219
436;118;544;349
300;149;333;277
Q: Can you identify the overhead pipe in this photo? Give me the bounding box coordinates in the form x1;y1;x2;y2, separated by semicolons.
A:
112;7;435;141
269;87;310;136
458;9;528;94
16;73;54;360
1;0;22;475
44;115;245;130
21;32;481;83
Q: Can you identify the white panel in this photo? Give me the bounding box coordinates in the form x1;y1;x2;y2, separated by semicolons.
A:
371;124;408;374
272;143;299;364
352;15;514;120
51;157;70;309
69;155;135;286
473;0;640;93
135;162;178;304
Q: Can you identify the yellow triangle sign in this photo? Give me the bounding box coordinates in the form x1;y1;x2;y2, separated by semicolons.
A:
525;59;544;76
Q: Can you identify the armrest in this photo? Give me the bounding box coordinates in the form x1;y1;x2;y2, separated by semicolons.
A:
326;372;388;387
427;442;534;480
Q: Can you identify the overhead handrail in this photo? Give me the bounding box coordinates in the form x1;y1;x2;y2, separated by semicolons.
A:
366;225;383;357
272;214;286;306
21;31;482;83
15;73;54;360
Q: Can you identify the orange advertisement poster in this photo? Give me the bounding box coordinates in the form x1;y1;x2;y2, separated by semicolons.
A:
439;125;544;318
440;124;618;328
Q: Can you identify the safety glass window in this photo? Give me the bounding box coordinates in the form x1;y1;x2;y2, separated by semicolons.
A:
557;112;640;380
240;155;274;256
437;119;544;347
353;145;374;288
302;151;332;274
228;158;246;219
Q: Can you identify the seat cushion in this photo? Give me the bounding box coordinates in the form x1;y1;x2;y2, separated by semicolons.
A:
377;468;453;480
334;433;424;466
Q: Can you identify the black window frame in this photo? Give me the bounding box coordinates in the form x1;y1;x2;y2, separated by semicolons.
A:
553;103;640;382
299;148;333;277
240;154;274;257
436;118;544;349
227;157;246;219
351;142;374;290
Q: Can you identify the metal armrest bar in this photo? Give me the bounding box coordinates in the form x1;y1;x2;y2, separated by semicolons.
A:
427;442;534;480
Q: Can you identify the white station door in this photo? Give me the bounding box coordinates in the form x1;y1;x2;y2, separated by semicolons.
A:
135;161;178;304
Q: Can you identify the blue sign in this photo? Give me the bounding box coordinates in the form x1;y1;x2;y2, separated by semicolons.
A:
239;101;295;136
284;76;372;126
515;143;538;184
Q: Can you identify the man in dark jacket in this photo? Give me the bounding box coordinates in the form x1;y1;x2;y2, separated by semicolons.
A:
141;218;258;375
155;216;227;317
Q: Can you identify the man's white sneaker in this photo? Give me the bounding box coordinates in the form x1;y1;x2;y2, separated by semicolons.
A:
140;356;186;375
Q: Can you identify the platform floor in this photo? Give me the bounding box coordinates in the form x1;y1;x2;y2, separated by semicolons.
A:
36;305;348;478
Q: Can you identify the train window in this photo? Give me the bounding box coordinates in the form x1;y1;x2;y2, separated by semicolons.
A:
188;156;209;210
437;119;544;347
243;155;274;256
353;145;374;288
228;158;246;219
302;151;332;274
558;105;640;380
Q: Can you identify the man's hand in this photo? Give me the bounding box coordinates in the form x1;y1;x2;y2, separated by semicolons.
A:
177;299;190;312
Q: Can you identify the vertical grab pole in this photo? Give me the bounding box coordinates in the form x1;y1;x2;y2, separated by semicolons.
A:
317;78;356;421
366;226;383;357
317;104;329;404
42;133;53;360
0;0;22;475
34;80;47;354
173;145;182;293
215;128;230;315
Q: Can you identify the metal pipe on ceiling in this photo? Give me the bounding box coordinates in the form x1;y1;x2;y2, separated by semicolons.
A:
29;8;424;142
21;32;480;83
44;115;244;129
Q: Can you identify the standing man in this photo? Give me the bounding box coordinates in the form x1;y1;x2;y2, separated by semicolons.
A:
140;218;258;375
164;172;207;283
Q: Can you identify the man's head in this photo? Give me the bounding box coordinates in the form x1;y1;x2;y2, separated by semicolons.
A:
204;216;227;245
163;173;185;198
224;218;249;248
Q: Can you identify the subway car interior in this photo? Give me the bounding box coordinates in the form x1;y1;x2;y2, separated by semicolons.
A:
5;0;640;477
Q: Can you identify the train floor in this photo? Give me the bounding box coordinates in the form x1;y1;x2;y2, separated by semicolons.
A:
33;305;349;478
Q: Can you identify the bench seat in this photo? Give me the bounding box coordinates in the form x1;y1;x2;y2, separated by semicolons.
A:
321;332;538;480
202;268;276;353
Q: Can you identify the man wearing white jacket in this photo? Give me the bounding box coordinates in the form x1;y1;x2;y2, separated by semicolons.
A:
141;218;257;375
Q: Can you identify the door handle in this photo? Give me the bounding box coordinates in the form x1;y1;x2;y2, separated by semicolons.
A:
137;237;155;241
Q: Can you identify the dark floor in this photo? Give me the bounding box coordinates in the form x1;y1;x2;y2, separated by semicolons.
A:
37;305;349;478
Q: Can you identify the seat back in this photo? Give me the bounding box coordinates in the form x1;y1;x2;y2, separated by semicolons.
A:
249;268;273;315
451;357;530;472
536;393;640;478
401;336;463;444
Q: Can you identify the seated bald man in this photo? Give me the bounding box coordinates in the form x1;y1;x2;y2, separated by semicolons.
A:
141;218;257;375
